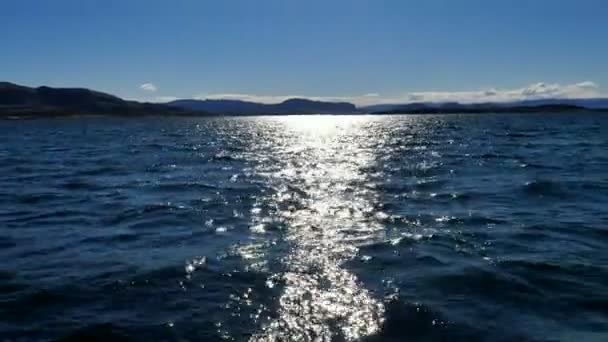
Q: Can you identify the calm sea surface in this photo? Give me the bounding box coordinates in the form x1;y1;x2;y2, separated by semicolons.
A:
1;114;607;341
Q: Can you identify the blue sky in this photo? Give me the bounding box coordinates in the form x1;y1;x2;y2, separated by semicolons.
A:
1;0;607;105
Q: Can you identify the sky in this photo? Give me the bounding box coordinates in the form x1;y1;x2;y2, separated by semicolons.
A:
1;0;607;105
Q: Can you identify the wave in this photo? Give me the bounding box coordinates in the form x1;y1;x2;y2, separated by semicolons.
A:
522;179;568;197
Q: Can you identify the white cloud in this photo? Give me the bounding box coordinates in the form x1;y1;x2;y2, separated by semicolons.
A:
140;83;158;92
197;93;293;103
196;92;362;104
399;81;601;105
126;95;179;103
168;81;603;107
154;96;179;103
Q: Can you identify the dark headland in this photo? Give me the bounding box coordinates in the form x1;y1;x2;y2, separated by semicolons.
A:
0;82;199;117
1;81;607;118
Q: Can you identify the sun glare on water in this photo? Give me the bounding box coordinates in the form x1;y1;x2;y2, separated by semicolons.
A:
235;115;389;341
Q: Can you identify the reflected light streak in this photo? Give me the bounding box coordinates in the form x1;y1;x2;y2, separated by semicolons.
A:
244;116;387;341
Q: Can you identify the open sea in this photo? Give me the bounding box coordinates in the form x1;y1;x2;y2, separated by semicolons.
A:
1;113;607;341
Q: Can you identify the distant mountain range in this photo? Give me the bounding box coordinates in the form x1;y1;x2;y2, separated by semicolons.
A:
361;98;608;113
168;98;357;115
169;97;608;115
1;81;607;117
370;103;598;114
0;82;356;117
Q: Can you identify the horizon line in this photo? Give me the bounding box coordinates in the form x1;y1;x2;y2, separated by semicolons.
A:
3;80;605;107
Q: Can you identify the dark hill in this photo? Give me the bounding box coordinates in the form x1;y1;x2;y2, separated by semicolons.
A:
168;99;267;114
0;82;198;117
168;98;357;115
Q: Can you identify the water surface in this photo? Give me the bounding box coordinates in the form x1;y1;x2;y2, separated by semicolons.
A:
1;114;607;341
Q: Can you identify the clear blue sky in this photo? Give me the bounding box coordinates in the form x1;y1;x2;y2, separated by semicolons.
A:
1;0;607;104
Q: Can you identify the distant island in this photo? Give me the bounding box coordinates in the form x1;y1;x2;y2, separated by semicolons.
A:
1;81;607;118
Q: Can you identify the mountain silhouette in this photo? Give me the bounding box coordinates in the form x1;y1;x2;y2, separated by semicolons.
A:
168;98;358;115
361;98;608;113
2;81;607;117
0;82;198;117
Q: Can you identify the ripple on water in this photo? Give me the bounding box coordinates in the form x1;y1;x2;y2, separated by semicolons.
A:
1;114;607;341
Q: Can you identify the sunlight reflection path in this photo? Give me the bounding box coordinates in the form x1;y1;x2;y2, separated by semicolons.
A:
245;116;387;341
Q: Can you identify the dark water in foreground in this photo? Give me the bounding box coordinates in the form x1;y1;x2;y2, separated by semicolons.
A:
1;114;607;341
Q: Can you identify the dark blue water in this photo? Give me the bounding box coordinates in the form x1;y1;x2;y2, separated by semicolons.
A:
1;114;607;341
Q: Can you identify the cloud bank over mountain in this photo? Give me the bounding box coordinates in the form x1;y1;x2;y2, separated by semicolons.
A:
400;81;601;105
178;81;601;106
136;81;603;107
